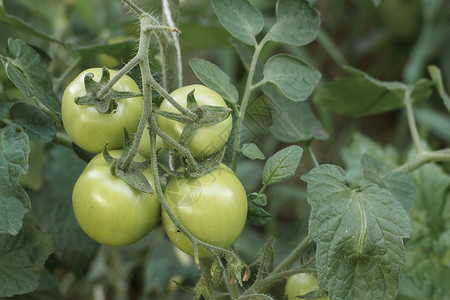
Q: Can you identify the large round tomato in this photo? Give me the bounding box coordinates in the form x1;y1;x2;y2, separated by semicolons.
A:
72;150;160;246
62;68;143;153
285;273;328;300
157;84;232;158
162;163;247;257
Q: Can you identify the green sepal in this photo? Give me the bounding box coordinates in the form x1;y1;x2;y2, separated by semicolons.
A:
74;67;142;114
102;130;154;194
183;147;225;178
298;289;329;299
196;105;232;127
186;89;199;111
153;109;192;123
247;192;272;226
178;121;199;147
210;257;224;288
225;254;244;287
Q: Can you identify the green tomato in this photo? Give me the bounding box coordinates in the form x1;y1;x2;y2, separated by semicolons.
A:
157;84;232;158
72;150;160;246
162;163;247;257
285;273;328;300
62;68;143;153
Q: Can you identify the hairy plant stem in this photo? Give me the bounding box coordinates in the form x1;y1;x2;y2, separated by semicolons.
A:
231;35;269;172
121;0;243;271
272;236;313;274
404;90;425;154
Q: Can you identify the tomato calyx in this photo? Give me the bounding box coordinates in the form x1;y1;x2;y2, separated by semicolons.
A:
74;67;142;114
102;129;154;194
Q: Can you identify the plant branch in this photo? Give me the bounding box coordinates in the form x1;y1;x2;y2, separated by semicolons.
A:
272;236;314;274
231;35;270;172
394;148;450;173
404;89;425;154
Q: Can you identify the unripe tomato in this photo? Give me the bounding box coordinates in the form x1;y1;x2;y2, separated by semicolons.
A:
157;84;232;158
72;150;160;246
162;163;247;257
62;68;143;153
138;124;165;158
285;273;328;300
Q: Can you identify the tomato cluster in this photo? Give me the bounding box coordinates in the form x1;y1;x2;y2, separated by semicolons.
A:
63;69;247;251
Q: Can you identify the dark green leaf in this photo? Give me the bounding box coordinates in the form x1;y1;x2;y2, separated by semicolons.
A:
265;85;328;142
247;193;272;226
241;143;265;160
0;269;62;300
428;65;450;111
29;147;98;276
267;0;320;46
302;164;411;300
361;154;416;212
4;39;60;115
0;124;30;235
263;145;303;186
211;0;264;46
10;103;56;143
263;54;321;102
0;4;62;44
314;66;407;117
190;58;239;103
0;101;14;119
0;221;54;297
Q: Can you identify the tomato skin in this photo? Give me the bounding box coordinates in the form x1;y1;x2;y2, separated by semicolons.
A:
138;125;165;158
162;163;247;257
285;273;328;300
62;68;143;153
157;84;232;158
72;150;160;247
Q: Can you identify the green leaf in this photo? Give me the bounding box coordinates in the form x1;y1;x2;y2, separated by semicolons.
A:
302;164;411;300
361;154;416;212
29;147;98;276
0;2;62;45
314;66;407;117
211;0;264;46
263;54;321;102
265;85;328;142
428;65;450;111
247;193;272;226
241;143;265;160
10;103;56;143
266;0;320;46
0;124;30;235
189;58;239;103
3;39;60;115
263;145;303;186
0;269;62;300
0;221;54;298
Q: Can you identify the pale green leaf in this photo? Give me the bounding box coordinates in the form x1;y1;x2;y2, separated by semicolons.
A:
211;0;264;46
267;0;320;46
263;54;321;102
263;145;303;186
241;143;265;160
190;58;239;103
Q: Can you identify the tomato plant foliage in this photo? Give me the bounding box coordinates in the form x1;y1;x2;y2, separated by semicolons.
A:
0;0;449;299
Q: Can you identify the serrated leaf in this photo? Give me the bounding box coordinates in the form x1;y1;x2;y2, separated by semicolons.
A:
428;65;450;111
0;221;54;297
265;85;328;142
211;0;264;46
241;143;265;160
247;197;272;226
29;147;98;276
314;66;407;117
263;145;303;186
263;54;321;102
302;164;411;300
361;154;416;212
4;39;60;115
10;102;56;143
190;58;239;103
267;0;320;46
0;124;30;235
